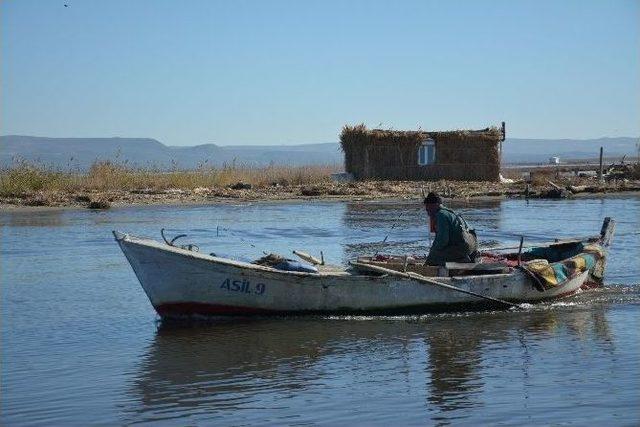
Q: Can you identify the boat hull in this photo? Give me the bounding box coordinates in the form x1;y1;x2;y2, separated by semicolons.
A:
115;232;596;317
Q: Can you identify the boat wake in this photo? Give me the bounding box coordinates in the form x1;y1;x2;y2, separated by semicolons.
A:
321;284;640;322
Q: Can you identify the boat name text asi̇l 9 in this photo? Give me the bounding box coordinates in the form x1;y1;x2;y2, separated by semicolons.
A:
220;278;266;295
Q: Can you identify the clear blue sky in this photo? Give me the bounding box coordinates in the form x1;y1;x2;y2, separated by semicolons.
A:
1;0;638;146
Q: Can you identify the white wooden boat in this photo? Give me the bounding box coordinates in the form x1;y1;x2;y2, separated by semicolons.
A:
113;218;615;317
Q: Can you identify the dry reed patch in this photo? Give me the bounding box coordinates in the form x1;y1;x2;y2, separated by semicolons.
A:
529;169;559;186
0;161;340;196
0;164;80;196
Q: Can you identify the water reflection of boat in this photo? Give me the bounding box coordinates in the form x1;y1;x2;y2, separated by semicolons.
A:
424;304;615;414
124;320;386;423
113;218;615;317
123;308;614;423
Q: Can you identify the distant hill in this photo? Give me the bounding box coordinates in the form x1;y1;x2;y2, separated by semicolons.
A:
502;137;638;164
1;135;637;170
0;136;343;170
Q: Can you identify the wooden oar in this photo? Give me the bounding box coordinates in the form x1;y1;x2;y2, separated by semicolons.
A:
350;261;521;309
293;250;322;265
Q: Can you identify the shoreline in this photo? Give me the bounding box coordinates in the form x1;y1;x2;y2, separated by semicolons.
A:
2;180;639;212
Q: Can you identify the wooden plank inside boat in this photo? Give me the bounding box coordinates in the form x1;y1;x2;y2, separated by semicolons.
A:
355;257;441;276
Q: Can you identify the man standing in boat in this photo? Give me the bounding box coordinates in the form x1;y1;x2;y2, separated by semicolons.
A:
423;192;478;266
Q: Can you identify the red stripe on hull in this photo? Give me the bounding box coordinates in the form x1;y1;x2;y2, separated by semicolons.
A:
155;302;275;316
154;285;596;317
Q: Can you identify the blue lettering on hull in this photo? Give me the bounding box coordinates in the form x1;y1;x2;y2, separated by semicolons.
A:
220;278;266;295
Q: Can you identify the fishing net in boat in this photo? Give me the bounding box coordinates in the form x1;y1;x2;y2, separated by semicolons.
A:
253;253;319;273
253;253;286;267
520;244;605;290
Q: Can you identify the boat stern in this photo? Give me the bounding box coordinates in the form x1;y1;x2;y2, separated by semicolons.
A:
583;217;616;288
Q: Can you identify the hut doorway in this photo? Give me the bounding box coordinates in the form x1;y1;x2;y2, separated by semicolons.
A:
418;138;436;165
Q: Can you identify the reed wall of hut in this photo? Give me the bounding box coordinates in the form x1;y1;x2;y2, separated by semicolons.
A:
340;125;502;181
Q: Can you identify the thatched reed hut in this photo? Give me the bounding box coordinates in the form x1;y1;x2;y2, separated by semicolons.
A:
340;123;505;181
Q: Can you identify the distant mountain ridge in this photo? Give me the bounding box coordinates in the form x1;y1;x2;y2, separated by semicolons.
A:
502;137;638;164
0;135;343;169
1;135;637;170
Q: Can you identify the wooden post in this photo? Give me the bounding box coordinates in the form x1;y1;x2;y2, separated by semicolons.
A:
598;146;604;182
517;236;524;266
599;217;616;246
499;121;506;165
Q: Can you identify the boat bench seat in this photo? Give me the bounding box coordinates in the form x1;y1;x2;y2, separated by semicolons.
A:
444;262;511;277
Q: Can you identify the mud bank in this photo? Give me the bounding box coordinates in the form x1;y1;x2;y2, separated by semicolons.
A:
2;179;640;210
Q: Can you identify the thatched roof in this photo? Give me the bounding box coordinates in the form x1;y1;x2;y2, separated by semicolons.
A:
340;124;503;148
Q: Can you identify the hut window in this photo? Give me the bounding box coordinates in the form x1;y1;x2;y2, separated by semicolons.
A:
418;139;436;165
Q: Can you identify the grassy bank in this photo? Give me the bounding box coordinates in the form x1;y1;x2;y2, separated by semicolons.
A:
1;161;639;209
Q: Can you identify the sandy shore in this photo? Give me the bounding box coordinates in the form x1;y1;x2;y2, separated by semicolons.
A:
2;179;640;211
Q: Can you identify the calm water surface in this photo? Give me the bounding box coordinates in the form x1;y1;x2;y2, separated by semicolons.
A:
2;196;639;425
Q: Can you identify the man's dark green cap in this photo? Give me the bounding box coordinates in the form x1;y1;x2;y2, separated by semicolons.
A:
423;192;442;205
